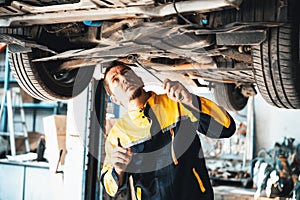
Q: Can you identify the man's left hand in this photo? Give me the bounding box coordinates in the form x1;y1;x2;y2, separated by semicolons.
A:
163;79;192;104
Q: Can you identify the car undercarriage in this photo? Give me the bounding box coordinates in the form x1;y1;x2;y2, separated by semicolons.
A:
0;0;299;111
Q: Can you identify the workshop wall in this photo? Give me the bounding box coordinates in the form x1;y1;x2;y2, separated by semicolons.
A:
254;93;300;155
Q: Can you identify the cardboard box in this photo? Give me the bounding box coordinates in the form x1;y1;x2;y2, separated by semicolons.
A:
10;87;34;103
15;131;45;154
20;88;34;103
43;115;67;173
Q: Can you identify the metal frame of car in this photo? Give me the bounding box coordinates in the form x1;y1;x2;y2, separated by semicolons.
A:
0;0;235;26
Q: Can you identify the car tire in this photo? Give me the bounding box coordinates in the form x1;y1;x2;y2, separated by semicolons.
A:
213;57;248;111
252;23;300;109
214;83;248;111
8;48;94;101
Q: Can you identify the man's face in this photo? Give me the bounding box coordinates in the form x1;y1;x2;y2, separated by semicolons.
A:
105;65;144;106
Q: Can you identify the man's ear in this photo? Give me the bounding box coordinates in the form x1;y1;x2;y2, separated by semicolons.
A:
110;95;119;104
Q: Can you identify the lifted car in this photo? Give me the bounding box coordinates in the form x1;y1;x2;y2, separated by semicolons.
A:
0;0;299;111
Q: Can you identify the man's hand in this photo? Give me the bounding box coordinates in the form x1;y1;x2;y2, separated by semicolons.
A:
111;140;133;186
111;146;132;174
163;79;192;105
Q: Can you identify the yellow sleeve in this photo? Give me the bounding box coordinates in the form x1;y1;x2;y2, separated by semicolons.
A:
100;135;119;197
178;95;232;128
182;95;236;138
199;96;232;128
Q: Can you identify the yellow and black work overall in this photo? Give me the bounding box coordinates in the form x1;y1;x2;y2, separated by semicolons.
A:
101;93;236;200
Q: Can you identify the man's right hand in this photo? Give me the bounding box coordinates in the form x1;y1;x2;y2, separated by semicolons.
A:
111;145;133;185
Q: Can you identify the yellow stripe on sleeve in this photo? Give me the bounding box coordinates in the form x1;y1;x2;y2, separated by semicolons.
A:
192;168;206;193
136;187;142;200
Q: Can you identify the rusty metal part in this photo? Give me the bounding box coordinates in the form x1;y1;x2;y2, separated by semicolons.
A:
57;59;98;70
187;67;255;83
221;49;253;64
150;62;217;71
188;73;237;84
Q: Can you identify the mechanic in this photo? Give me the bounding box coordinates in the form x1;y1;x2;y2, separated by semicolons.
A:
100;61;236;200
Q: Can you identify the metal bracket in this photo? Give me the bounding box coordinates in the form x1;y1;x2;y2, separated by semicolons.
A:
216;29;267;46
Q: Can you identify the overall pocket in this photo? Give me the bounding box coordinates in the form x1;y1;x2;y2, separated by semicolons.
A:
135;177;160;200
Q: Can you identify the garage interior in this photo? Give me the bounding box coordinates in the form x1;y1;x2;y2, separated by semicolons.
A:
0;44;300;200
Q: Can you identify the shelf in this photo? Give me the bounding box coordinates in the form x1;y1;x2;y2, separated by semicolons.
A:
0;158;49;169
22;103;58;109
0;102;59;109
0;78;17;83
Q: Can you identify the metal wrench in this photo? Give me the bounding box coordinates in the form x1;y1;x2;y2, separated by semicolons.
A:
127;55;184;101
127;55;163;84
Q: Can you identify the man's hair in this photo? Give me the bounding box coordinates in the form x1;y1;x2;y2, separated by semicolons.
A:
103;60;131;96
